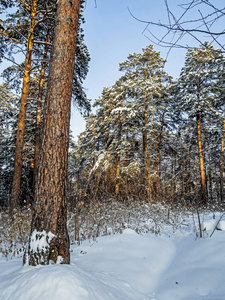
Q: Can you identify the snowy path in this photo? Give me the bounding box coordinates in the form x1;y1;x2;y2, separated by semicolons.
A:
73;229;176;298
154;234;225;300
1;228;225;299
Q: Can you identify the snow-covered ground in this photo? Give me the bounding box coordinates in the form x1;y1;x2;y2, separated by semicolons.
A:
1;214;225;300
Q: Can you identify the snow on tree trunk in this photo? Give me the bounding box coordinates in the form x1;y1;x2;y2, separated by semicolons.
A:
23;0;81;266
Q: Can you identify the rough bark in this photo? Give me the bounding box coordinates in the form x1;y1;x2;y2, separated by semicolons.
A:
24;0;81;266
10;0;37;213
33;30;50;184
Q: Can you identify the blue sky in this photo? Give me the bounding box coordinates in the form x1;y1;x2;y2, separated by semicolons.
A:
71;0;225;140
2;0;223;141
70;0;190;140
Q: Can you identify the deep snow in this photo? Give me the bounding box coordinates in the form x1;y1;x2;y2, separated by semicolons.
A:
1;215;225;300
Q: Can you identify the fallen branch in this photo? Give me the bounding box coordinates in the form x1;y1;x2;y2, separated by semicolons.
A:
210;213;225;237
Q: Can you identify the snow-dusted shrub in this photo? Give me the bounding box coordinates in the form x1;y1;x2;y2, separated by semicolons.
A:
1;199;220;259
0;208;32;258
67;199;189;245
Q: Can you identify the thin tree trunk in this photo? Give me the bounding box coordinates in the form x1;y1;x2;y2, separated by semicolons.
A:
10;0;38;213
197;113;206;203
220;119;225;202
153;104;167;200
75;200;80;245
24;0;81;266
125;131;129;167
115;113;122;196
105;130;111;194
143;95;152;203
208;157;213;202
196;66;206;203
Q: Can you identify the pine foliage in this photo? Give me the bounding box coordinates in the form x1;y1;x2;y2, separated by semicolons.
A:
70;43;225;208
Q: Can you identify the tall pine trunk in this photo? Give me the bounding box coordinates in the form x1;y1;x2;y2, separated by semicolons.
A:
24;0;81;266
196;68;206;203
10;0;38;213
33;29;50;183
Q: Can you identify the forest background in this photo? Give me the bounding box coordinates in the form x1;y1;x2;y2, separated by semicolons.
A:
0;0;225;260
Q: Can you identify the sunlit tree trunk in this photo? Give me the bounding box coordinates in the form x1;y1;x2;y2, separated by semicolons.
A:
143;91;152;203
24;0;81;266
105;130;111;194
220;119;225;202
10;0;38;213
196;67;206;203
33;29;50;183
115;113;122;196
196;113;206;202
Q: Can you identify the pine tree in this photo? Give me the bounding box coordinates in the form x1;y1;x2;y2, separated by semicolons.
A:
74;46;171;202
24;0;81;266
0;83;18;206
119;45;171;202
9;0;39;211
174;42;225;203
0;0;90;210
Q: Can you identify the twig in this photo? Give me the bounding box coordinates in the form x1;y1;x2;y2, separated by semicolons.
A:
210;213;225;237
